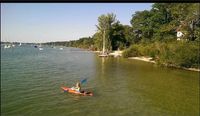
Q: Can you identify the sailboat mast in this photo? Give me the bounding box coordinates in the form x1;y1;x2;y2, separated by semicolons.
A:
102;29;106;54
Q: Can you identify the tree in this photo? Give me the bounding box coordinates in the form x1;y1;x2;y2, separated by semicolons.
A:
96;13;116;52
123;25;134;46
110;21;126;50
130;10;155;41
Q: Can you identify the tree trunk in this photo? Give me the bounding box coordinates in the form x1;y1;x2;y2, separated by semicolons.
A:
102;30;106;54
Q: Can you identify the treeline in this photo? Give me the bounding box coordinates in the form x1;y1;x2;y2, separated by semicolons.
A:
123;3;200;69
44;37;95;51
44;3;200;69
45;3;199;49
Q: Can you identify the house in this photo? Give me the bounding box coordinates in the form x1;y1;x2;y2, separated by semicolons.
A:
176;25;184;41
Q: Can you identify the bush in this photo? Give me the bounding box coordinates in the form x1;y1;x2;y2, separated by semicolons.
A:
172;42;199;68
156;41;199;69
123;41;199;69
122;45;141;58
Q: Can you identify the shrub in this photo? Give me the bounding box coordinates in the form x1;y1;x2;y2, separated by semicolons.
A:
122;45;141;58
123;41;199;69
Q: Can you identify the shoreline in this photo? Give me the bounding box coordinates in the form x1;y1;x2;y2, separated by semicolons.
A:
79;48;200;72
128;56;200;72
93;50;123;57
128;56;156;64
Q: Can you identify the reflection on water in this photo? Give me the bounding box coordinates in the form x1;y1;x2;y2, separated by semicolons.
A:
101;57;105;75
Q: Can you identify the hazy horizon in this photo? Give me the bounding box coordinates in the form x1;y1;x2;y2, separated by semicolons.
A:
1;3;152;43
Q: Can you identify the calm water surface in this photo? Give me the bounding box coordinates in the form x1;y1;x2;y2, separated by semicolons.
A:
1;45;199;116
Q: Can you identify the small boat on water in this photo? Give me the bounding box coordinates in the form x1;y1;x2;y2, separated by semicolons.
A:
60;47;63;50
38;43;43;50
39;47;43;50
4;44;11;49
18;43;22;46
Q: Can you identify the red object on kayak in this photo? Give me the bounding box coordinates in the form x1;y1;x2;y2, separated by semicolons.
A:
61;86;93;96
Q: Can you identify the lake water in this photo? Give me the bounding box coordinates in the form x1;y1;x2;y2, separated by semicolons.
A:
1;45;199;116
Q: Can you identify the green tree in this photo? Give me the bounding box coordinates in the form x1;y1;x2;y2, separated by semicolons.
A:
96;13;116;52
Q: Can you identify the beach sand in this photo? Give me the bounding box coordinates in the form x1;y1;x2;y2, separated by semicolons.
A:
128;56;200;72
128;56;156;64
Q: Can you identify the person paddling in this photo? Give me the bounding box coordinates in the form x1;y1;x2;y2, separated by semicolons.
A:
71;82;81;92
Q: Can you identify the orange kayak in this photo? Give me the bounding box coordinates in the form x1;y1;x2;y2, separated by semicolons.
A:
61;86;93;96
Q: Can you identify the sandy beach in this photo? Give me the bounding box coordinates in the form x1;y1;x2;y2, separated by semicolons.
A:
109;50;123;57
128;56;200;72
128;56;156;64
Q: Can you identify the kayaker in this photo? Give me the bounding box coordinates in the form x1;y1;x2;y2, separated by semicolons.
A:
71;82;81;92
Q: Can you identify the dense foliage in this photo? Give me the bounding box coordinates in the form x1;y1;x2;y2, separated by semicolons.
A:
44;3;200;69
123;41;199;69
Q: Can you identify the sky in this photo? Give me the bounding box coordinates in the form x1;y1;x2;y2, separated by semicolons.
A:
1;3;152;43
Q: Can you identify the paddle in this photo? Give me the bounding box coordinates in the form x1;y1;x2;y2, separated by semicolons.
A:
61;78;87;88
80;78;87;84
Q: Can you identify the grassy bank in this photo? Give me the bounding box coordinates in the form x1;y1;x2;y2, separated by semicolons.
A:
123;41;199;69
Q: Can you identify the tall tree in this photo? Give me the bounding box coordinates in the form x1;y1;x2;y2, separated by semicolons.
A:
96;13;116;52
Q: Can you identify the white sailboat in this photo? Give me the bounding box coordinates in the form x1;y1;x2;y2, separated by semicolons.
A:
18;43;22;46
39;43;43;50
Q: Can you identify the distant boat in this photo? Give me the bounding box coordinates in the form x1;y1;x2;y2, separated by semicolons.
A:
4;44;11;49
60;47;63;50
19;43;22;46
39;43;43;50
39;47;43;50
12;44;15;47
